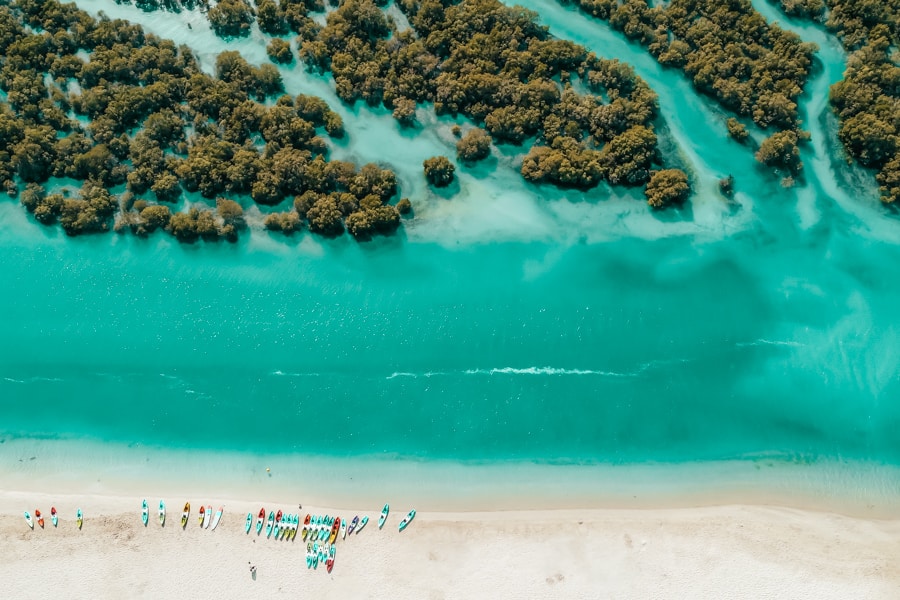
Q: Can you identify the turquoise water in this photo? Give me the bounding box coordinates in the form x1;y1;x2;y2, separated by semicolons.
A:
2;1;900;479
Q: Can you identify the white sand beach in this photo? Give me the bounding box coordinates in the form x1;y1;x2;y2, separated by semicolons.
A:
2;488;899;600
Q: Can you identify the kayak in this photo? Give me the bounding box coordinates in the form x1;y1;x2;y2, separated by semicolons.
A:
51;507;58;527
181;502;190;529
378;504;389;529
36;509;44;528
356;515;369;533
245;512;253;534
302;514;311;540
198;505;206;526
76;508;83;529
340;518;347;540
326;544;336;573
273;510;282;539
256;508;265;535
290;514;298;540
348;515;359;535
141;500;149;526
306;542;313;568
265;511;274;538
312;542;319;569
24;511;34;529
211;506;223;530
398;509;416;531
328;518;340;544
204;505;212;529
159;500;166;526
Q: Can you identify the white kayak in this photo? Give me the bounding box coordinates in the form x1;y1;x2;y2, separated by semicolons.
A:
211;506;224;530
24;511;34;529
203;505;212;529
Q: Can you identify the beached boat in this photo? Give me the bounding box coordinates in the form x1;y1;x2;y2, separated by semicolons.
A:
302;514;311;540
273;510;282;538
328;518;340;544
378;504;389;529
312;542;319;569
36;509;44;528
211;506;223;530
204;505;213;529
181;502;190;528
356;515;369;533
306;542;313;568
159;500;166;526
340;518;347;540
198;505;206;526
326;544;336;572
76;508;83;529
265;511;274;538
256;508;265;534
51;507;58;527
291;514;299;540
245;512;252;533
24;511;34;529
398;509;416;531
141;500;149;526
348;515;359;535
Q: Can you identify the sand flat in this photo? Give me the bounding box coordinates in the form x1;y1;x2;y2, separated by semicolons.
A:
2;491;898;599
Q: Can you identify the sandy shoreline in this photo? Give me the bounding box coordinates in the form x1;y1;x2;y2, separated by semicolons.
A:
2;488;899;599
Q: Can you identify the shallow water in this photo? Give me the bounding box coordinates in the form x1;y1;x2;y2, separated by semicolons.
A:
2;1;900;487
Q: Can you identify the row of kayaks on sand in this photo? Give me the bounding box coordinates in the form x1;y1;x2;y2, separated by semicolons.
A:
25;501;416;538
306;541;337;572
24;507;82;530
248;503;417;543
145;501;224;530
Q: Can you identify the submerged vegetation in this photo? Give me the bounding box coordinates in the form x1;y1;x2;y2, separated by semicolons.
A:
0;0;404;241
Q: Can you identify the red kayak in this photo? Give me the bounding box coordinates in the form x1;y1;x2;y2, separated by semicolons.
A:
304;514;311;526
36;509;44;528
275;510;282;523
256;508;265;534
